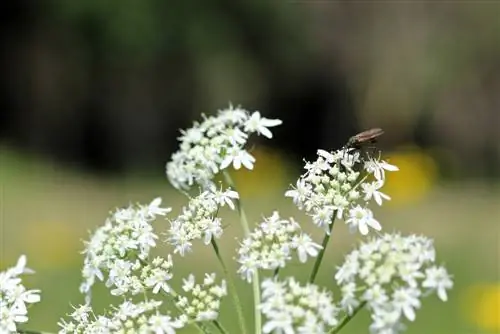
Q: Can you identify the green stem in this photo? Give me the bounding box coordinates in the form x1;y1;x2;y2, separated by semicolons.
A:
213;320;229;334
222;171;250;235
222;171;261;334
211;239;247;334
328;301;367;334
308;214;337;284
16;330;53;334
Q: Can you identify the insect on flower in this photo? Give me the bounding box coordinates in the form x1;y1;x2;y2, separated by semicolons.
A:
346;128;384;149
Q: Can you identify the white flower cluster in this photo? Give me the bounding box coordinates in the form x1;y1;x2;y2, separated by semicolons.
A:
175;273;227;322
285;149;398;235
166;105;282;190
237;211;322;283
80;198;172;300
260;277;339;334
0;255;41;333
58;300;186;334
167;187;239;256
335;233;453;334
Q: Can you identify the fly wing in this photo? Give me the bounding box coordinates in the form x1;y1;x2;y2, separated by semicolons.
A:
355;128;384;142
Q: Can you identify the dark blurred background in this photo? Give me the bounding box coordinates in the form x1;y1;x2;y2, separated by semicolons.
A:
1;2;499;334
2;1;499;178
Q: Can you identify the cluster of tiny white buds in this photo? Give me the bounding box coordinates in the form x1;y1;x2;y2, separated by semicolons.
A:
166;187;239;256
236;211;322;283
260;277;339;334
175;273;227;322
58;299;186;333
334;233;453;334
285;148;398;235
0;255;41;334
79;198;172;301
166;104;282;190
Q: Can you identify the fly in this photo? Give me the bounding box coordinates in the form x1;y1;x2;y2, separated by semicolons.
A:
346;128;384;149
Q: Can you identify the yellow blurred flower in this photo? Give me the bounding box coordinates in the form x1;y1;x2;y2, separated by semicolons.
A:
229;147;287;197
23;220;81;268
383;148;438;205
462;283;500;332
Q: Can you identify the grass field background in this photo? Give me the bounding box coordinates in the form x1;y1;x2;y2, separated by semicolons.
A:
1;147;499;334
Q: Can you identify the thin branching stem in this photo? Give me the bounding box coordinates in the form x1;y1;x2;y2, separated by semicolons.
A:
222;171;250;235
222;170;261;334
211;239;247;334
328;301;367;334
308;214;337;284
213;320;230;334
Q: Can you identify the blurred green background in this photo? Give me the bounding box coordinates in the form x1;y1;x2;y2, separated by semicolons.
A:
1;2;499;334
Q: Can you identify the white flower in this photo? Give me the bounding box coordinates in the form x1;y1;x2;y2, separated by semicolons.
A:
148;314;185;334
284;179;311;209
422;267;453;302
335;233;453;334
364;156;399;182
286;146;397;235
291;234;323;263
80;199;172;300
166;105;282;190
362;181;391;206
223;127;248;146
167;188;235;255
10;255;34;276
236;212;322;282
363;284;389;307
213;188;239;210
369;306;405;334
346;206;381;235
244;111;282;138
312;206;335;233
334;252;359;284
392;287;421;321
260;277;339;333
339;282;360;315
0;255;40;334
220;145;256;170
175;274;227;322
143;257;174;294
59;299;186;333
220;104;248;123
145;197;172;217
262;311;294;334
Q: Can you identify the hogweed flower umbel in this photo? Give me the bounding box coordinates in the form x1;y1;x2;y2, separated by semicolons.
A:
335;233;453;334
166;105;282;190
0;255;40;333
80;198;172;300
260;277;339;334
285;148;398;235
166;187;239;256
175;273;227;322
58;299;186;333
237;211;322;283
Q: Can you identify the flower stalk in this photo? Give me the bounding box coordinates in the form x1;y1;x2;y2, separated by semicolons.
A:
308;214;336;283
223;170;261;334
210;239;247;334
329;301;367;334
